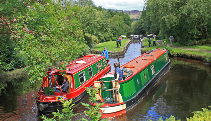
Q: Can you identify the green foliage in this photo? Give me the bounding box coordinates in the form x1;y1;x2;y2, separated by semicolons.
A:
42;99;78;121
153;115;180;121
187;106;211;121
131;18;145;35
81;87;104;121
77;5;132;43
41;87;104;121
78;5;113;43
139;0;211;45
43;87;55;95
155;106;211;121
2;1;89;83
0;0;26;71
0;35;25;71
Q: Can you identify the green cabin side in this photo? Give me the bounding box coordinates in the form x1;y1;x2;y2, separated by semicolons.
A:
120;52;169;101
73;58;108;89
100;52;169;102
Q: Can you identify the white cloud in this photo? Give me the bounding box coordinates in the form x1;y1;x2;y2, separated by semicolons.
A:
92;0;145;11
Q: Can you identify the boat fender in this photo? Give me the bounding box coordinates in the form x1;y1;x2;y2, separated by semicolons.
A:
124;65;135;68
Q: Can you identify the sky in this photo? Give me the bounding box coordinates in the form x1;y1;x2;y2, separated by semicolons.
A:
92;0;145;11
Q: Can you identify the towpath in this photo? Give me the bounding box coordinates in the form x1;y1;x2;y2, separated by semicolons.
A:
153;39;211;53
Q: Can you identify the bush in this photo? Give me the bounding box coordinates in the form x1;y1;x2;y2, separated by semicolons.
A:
42;99;77;121
187;106;211;121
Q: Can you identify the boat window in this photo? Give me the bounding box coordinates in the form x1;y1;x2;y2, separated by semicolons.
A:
54;74;63;85
79;71;86;84
88;67;93;78
137;79;139;85
151;65;155;75
144;73;146;79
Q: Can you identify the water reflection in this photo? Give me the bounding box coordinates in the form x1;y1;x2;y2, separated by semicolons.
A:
0;42;210;121
0;75;39;120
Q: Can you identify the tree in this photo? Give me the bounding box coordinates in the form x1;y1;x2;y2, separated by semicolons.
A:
140;0;211;45
1;1;89;83
0;0;27;71
78;5;113;43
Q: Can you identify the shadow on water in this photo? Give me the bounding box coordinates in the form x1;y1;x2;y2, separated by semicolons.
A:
0;42;210;121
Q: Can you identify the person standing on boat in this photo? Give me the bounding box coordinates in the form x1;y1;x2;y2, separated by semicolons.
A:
61;77;69;93
101;47;109;60
114;63;123;81
113;63;123;102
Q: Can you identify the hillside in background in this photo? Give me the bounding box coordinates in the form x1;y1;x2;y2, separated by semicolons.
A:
123;10;141;20
116;10;141;20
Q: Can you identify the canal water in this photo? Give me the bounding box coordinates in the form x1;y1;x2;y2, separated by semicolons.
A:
0;42;210;121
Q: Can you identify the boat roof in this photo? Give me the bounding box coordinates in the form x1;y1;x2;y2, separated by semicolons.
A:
107;49;167;82
49;55;105;75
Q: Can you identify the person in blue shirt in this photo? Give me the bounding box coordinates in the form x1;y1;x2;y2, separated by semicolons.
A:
114;63;123;81
101;47;109;60
113;63;123;102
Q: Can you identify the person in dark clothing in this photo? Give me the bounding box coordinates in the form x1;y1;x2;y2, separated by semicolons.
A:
148;38;151;47
61;77;69;93
118;36;122;46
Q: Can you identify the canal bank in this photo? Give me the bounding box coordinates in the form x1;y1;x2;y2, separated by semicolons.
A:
141;39;211;64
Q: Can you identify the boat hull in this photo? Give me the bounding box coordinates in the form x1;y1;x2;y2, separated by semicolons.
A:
125;60;170;111
37;89;88;114
100;103;126;118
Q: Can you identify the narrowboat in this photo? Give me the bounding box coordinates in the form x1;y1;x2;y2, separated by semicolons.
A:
92;48;170;118
36;55;111;114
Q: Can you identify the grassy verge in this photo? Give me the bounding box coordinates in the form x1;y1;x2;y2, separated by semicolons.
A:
166;46;211;62
173;43;211;51
142;39;211;62
92;39;129;52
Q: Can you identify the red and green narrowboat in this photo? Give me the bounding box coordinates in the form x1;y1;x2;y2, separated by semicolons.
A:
92;49;170;118
36;55;111;114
